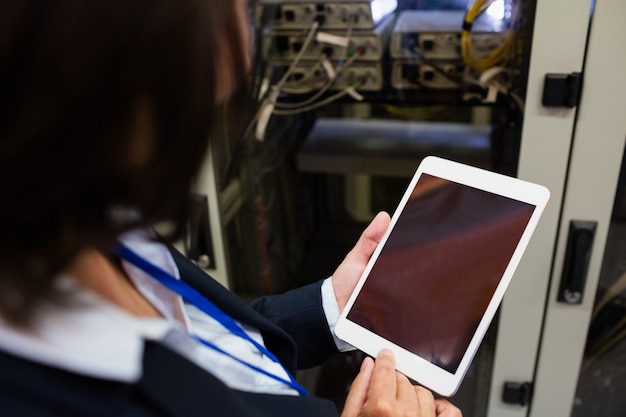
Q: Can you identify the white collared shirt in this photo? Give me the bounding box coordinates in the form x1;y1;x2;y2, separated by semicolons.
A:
0;230;351;395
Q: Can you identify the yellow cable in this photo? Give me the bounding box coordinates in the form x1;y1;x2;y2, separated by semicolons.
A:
462;0;520;71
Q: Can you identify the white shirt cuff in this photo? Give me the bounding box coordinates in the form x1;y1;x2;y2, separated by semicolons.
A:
321;278;355;352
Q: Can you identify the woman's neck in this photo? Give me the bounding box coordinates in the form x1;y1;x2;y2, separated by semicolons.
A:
66;249;163;318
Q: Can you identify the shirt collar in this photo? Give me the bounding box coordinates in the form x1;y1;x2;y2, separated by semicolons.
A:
0;230;185;382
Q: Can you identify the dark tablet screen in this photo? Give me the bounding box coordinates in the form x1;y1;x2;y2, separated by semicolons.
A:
346;173;535;373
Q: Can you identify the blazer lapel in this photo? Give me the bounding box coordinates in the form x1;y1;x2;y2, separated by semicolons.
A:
168;247;298;373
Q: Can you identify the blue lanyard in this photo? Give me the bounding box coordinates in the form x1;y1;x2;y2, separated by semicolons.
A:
116;244;308;396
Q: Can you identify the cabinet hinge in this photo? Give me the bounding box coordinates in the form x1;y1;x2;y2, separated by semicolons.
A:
502;381;534;406
542;72;582;108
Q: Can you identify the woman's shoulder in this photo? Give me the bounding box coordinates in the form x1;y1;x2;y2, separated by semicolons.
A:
0;343;339;417
0;347;149;416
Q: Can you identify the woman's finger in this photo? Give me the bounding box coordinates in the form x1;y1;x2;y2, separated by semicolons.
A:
434;398;463;417
394;372;419;416
341;357;375;417
367;349;397;404
394;372;416;402
414;386;436;417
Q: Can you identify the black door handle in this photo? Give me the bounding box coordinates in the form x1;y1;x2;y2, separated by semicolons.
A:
557;220;597;304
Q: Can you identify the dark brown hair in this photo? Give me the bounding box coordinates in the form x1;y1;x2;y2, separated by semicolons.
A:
0;0;249;325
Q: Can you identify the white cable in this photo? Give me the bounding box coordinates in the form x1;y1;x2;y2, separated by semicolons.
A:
255;88;280;141
274;52;361;109
316;32;350;47
281;82;322;95
321;58;336;80
463;68;525;112
275;21;319;91
340;16;355;62
510;92;525;112
478;66;508;87
247;19;360;137
282;16;354;93
275;18;358;109
257;65;275;102
258;78;271;102
272;89;351;116
346;87;364;101
283;55;326;88
245;66;275;137
248;21;319;139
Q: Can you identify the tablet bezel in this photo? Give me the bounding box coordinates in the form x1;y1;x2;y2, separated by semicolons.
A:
335;156;550;397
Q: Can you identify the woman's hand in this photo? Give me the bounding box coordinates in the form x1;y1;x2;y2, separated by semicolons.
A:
331;212;391;313
341;350;462;417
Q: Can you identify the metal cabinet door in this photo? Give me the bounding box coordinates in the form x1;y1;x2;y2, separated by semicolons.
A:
529;0;626;415
485;0;596;416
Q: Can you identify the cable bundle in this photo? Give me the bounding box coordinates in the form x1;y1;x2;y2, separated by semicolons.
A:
461;0;520;71
249;18;368;140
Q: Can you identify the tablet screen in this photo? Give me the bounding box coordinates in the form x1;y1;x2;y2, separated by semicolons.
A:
346;173;536;373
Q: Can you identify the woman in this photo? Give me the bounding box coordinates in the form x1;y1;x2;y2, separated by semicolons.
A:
0;1;461;416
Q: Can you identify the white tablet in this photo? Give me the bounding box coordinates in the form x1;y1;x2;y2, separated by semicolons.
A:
335;156;550;397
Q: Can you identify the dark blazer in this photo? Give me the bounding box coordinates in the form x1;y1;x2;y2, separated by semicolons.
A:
0;249;341;417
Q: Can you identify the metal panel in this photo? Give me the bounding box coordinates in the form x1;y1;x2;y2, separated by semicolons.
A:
192;147;231;289
530;0;626;413
487;0;594;416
